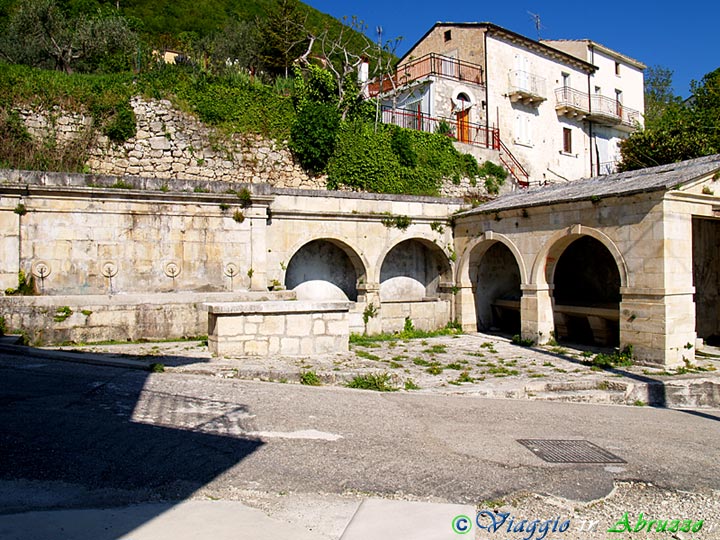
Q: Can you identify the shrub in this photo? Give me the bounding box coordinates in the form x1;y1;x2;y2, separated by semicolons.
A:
102;103;136;143
479;160;507;195
290;101;340;172
390;126;417;167
346;372;397;391
299;370;322;386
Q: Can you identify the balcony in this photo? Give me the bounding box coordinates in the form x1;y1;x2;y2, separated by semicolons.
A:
554;87;589;119
507;70;546;106
588;95;640;130
380;106;498;149
368;54;484;97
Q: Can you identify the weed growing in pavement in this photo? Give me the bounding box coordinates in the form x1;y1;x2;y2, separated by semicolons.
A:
347;372;397;391
299;371;322;386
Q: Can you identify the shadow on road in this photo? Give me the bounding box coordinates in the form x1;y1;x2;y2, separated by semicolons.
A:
0;351;264;539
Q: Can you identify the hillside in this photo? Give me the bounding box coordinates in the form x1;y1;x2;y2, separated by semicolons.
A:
0;0;375;60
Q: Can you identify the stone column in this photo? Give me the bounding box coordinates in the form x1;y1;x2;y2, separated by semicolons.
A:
247;206;268;291
455;285;477;332
357;282;382;334
620;287;696;368
520;284;554;344
0;209;20;291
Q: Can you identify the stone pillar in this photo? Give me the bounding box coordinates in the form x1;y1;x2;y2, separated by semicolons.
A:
620;287;696;368
247;206;268;291
520;284;554;344
0;209;20;291
358;282;382;334
455;285;477;332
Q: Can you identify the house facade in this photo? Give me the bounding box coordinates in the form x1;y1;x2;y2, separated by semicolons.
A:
375;23;645;188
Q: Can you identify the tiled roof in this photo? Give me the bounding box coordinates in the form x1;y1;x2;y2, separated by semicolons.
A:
461;154;720;215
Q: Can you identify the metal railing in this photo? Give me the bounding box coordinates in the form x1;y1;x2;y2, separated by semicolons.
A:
368;54;484;96
554;87;590;113
381;107;499;149
380;107;531;188
589;94;640;126
508;70;546;98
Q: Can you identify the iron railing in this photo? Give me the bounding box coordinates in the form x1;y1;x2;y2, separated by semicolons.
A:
381;107;498;149
554;87;590;114
380;107;532;188
369;54;484;96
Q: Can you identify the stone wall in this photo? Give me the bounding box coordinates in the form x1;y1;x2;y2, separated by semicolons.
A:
207;301;351;357
16;98;495;198
18;97;326;190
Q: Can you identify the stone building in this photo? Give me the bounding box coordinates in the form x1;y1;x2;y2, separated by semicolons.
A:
374;23;645;187
2;154;719;368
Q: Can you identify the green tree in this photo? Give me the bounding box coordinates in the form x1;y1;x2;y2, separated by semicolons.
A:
257;0;308;77
620;66;720;172
0;0;138;73
643;65;682;130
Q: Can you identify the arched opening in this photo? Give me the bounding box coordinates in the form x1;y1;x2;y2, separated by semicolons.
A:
285;239;363;301
551;236;621;346
472;242;522;333
379;239;450;301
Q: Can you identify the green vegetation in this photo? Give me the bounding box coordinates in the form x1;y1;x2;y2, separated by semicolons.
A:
53;306;73;322
299;370;321;386
349;320;462;347
584;345;634;369
355;349;381;361
149;362;165;373
346;372;396;391
380;213;412;230
0;315;6;336
404;379;420;390
511;334;535;347
620;66;720;171
5;270;35;296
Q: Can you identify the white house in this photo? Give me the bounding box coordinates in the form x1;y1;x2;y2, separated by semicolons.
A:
373;23;645;188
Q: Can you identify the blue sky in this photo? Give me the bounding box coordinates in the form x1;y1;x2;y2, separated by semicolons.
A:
305;1;716;98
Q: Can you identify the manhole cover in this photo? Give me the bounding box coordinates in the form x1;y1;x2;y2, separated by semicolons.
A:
517;439;625;463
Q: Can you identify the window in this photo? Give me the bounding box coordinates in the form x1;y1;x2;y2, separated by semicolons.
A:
563;127;572;154
444;30;452;42
615;62;621;76
514;113;532;146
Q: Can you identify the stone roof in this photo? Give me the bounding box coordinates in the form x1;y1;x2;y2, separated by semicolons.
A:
461;154;720;216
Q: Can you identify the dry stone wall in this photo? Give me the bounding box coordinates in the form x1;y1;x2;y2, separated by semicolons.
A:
15;97;495;198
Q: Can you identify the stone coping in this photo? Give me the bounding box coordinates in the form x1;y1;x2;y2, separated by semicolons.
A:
1;291;295;307
0;169;463;205
205;300;352;315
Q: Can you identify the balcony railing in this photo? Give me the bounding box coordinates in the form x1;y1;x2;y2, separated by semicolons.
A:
554;88;640;129
554;87;590;117
381;107;499;149
589;95;641;128
507;70;546;105
380;107;532;188
368;54;484;97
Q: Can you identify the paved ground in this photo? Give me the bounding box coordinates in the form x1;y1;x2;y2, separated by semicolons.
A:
24;331;720;408
1;346;719;539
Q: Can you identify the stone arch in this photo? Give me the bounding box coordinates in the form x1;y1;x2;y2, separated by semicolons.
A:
456;232;528;286
377;237;452;302
531;225;629;288
456;234;526;333
534;226;626;346
284;237;368;302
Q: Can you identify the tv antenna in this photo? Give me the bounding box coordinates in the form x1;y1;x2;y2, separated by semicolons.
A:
528;11;543;40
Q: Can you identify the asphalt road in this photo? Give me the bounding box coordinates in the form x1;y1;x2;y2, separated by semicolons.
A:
1;350;718;518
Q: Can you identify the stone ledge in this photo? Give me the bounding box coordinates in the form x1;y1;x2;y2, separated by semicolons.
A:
205;301;352;315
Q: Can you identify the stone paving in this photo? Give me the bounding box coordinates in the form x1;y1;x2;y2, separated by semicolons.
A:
47;332;720;408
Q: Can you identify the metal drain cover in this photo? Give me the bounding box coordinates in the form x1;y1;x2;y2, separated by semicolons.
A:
517;439;626;463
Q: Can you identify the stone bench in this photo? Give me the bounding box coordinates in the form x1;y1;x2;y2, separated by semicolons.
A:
491;299;619;345
205;301;352;357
